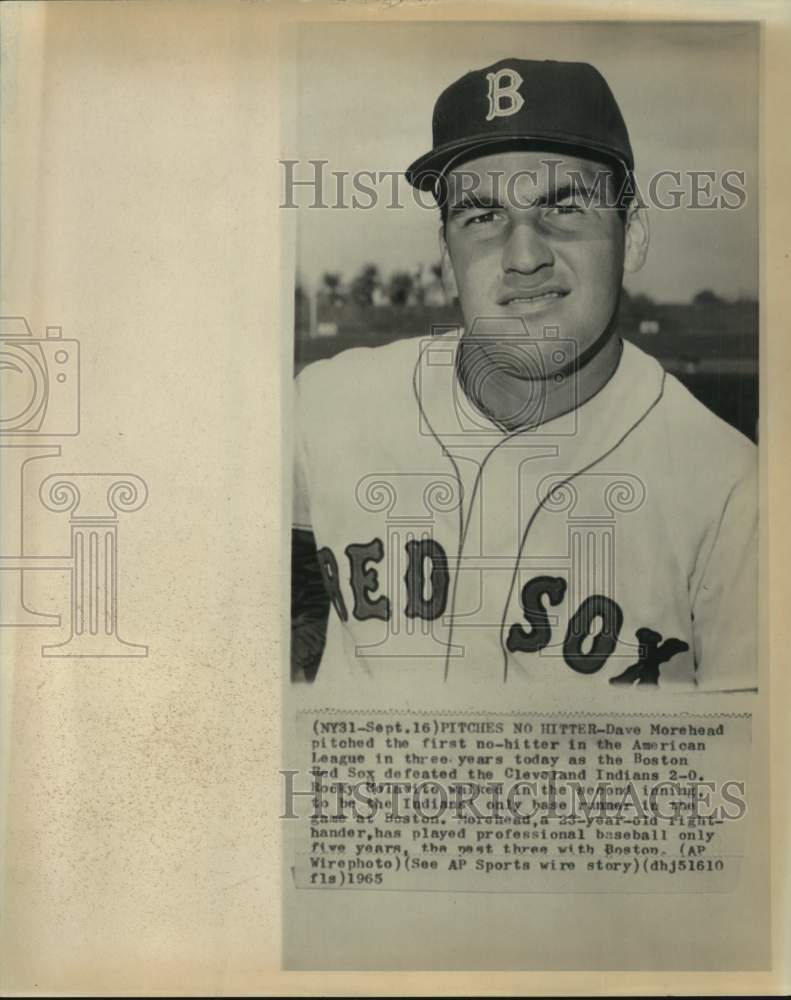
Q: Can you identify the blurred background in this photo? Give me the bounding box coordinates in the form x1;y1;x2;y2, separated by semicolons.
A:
292;21;759;441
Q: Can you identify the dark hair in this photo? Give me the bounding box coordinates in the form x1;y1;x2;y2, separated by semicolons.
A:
437;160;634;229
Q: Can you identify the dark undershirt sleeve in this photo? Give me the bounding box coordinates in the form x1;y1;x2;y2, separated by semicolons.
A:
291;527;330;682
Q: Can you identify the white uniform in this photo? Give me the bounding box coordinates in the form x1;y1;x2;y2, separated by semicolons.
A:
293;331;757;693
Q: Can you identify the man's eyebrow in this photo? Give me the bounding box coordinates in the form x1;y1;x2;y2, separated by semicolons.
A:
447;192;504;215
448;180;600;215
534;181;593;205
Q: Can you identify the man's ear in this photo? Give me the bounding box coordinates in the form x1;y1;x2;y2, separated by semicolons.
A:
438;226;459;300
623;199;649;273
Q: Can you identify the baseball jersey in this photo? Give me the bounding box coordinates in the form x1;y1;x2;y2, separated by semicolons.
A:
292;331;757;693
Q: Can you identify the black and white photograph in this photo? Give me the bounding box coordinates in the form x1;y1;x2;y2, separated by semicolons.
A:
289;22;759;697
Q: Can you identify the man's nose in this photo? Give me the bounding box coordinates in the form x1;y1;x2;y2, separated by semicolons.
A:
501;219;554;274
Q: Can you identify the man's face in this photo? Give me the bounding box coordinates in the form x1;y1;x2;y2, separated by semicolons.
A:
441;150;642;377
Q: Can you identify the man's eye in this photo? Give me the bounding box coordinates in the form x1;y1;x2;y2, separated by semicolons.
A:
548;203;585;216
464;210;499;226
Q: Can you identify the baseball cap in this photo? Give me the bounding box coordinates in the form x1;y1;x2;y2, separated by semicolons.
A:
405;58;634;191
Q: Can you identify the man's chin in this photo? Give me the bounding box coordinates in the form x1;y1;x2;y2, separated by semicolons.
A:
458;337;567;384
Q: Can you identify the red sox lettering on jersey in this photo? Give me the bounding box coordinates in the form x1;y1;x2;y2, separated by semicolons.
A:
293;332;757;690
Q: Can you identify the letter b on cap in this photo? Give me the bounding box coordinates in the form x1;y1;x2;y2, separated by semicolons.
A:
485;68;525;121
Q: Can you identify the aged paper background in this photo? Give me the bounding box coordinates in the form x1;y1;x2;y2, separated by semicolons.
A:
1;0;788;994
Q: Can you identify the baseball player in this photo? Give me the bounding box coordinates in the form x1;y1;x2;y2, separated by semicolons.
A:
291;58;757;693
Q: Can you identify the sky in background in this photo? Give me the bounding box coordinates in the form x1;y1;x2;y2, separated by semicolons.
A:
291;21;759;304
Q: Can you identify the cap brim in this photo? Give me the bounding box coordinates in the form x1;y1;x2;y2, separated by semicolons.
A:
405;132;633;191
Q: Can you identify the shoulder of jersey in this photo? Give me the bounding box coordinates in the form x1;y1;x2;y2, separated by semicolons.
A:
655;364;756;481
294;334;434;404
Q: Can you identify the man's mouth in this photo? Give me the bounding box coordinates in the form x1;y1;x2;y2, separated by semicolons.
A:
499;287;570;306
